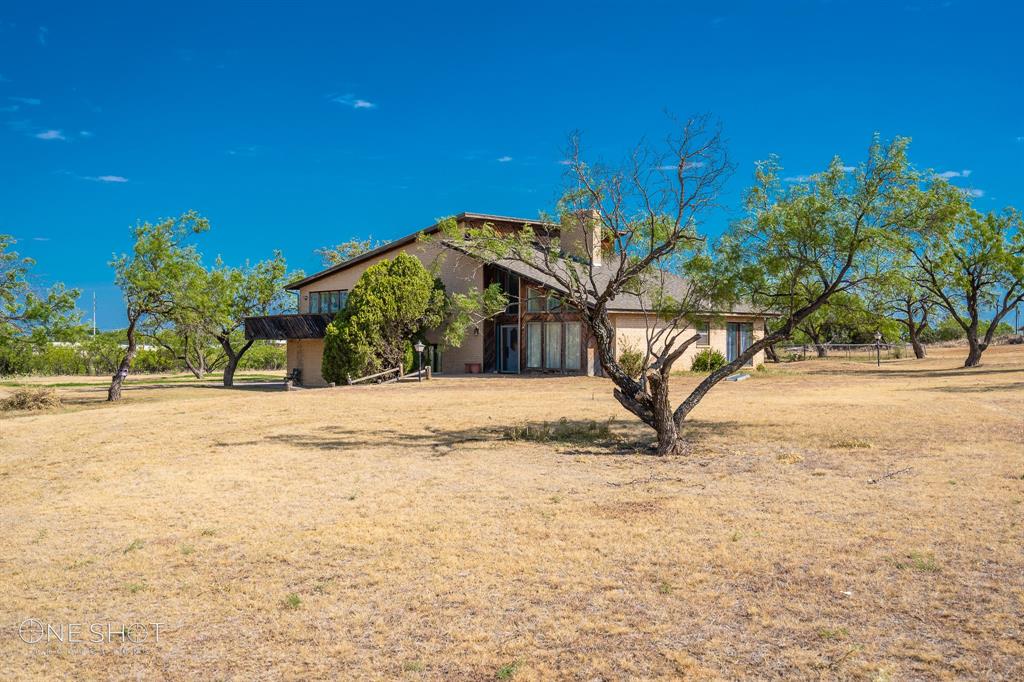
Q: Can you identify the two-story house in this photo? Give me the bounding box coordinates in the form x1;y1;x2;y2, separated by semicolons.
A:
245;212;770;386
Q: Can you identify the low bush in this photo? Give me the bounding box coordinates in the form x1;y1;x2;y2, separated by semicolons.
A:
617;340;645;379
1;387;63;412
504;417;617;445
691;348;726;372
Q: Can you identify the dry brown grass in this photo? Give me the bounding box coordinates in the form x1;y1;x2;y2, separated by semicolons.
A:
1;347;1022;679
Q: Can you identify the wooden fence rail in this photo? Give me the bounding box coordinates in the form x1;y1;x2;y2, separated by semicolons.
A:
346;366;402;385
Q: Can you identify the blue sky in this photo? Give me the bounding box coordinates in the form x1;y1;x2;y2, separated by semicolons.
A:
1;1;1021;327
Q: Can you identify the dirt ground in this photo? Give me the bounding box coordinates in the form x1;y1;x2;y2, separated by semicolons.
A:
1;347;1022;680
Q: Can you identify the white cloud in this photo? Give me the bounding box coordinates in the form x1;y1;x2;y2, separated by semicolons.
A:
960;188;984;198
1016;136;1024;143
85;175;129;183
935;169;972;179
0;105;18;113
38;26;48;46
841;165;856;172
496;156;513;163
35;129;65;140
79;130;94;138
783;174;814;183
557;159;572;166
331;94;376;109
657;161;707;171
32;237;50;241
9;96;41;105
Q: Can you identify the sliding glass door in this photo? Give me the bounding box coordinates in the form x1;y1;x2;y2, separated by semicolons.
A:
726;322;754;365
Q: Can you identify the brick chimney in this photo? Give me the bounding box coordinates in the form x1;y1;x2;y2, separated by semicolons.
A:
560;209;603;266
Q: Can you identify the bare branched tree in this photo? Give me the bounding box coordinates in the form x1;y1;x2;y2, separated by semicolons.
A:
441;122;930;454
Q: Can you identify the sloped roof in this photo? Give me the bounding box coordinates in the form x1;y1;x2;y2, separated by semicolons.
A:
286;212;553;290
288;212;770;317
487;251;767;316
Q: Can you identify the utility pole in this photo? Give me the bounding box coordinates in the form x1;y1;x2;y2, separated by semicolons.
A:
92;291;97;337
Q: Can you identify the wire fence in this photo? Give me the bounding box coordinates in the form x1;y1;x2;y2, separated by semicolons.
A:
776;343;913;363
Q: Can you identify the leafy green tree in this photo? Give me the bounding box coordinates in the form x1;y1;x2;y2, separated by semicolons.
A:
908;203;1024;366
315;238;387;267
322;253;447;383
1;234;80;347
108;211;208;400
792;292;879;357
199;252;298;386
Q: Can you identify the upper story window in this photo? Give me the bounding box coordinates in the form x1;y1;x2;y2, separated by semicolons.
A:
525;286;567;313
526;287;545;313
309;290;348;314
493;269;520;314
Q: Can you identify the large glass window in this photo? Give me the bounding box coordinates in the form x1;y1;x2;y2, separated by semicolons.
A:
309;290;348;314
526;322;543;367
564;322;581;370
544;322;562;369
546;293;562;311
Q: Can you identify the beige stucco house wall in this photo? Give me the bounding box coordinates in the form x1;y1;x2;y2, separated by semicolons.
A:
290;241;485;386
612;313;766;370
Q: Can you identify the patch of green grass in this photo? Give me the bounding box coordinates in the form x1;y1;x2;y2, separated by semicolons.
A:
127;582;146;594
283;593;302;610
830;438;873;449
180;544;195;556
403;660;425;672
889;551;940;573
123;538;144;554
818;626;849;640
200;528;217;537
657;580;673;595
496;661;520;680
504;417;617;445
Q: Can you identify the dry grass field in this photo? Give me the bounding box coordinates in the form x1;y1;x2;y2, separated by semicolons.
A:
1;347;1022;680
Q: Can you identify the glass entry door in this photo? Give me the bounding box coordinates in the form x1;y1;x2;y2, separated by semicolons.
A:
727;322;754;365
499;325;519;373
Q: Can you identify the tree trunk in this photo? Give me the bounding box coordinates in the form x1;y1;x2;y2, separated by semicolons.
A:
219;336;254;387
908;326;926;359
108;318;139;401
964;334;984;367
814;343;828;358
763;321;779;363
647;368;683;455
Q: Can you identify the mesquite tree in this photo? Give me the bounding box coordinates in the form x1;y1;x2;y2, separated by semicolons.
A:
442;123;930;454
908;202;1024;367
200;253;296;386
108;212;207;401
1;234;80;346
869;256;934;359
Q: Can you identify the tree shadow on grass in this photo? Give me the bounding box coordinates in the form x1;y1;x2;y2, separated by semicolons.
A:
802;365;1023;379
259;417;746;458
924;380;1024;394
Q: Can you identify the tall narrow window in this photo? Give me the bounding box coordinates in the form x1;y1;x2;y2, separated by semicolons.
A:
564;322;581;370
696;320;710;346
544;322;562;369
527;288;544;313
526;322;543;368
